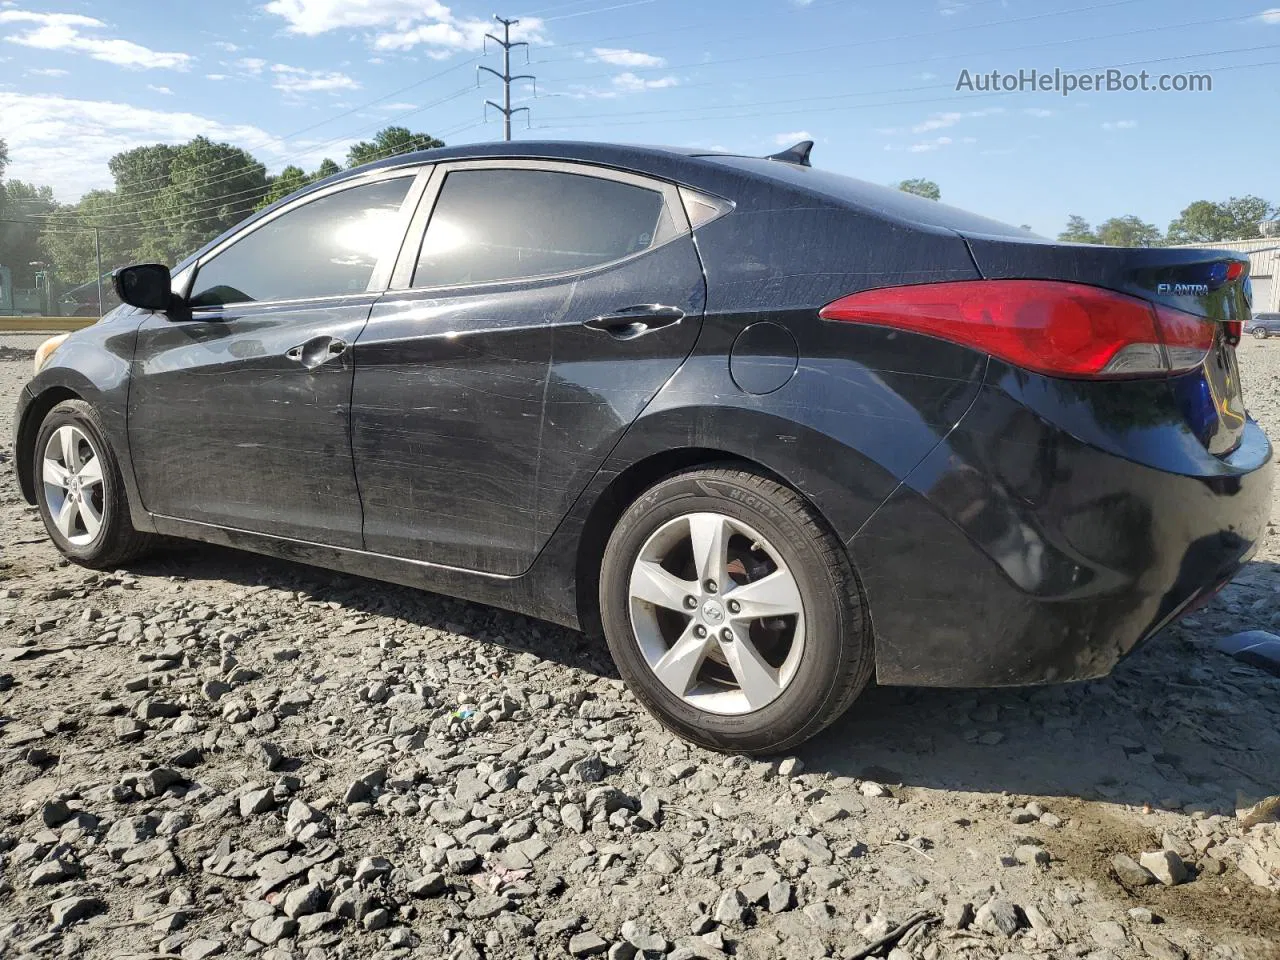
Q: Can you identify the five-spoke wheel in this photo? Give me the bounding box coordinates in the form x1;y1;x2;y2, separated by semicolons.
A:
33;400;154;567
41;425;107;546
600;467;874;754
629;512;805;715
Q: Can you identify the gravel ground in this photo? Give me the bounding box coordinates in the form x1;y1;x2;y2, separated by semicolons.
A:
1;337;1278;960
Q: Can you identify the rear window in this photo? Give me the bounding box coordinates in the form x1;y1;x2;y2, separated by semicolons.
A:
706;156;1035;240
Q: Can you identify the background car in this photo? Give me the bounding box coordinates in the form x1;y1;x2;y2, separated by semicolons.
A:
13;141;1274;754
1246;313;1280;339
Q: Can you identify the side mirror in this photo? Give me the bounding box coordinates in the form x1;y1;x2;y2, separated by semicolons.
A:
112;264;173;311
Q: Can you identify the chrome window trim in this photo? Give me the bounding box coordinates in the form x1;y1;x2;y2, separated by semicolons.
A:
389;158;692;294
186;165;432;311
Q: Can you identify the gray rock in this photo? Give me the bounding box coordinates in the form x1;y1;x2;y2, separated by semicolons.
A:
776;756;804;777
974;899;1020;937
466;895;513;919
181;939;226;960
1113;853;1157;887
201;680;232;701
1015;844;1050;867
1092;920;1129;951
713;889;746;926
282;882;325;918
40;799;74;827
239;787;275;816
354;855;392;883
943;901;974;929
408;872;446;897
249;915;296;946
621;919;668;953
766;881;794;913
569;933;610;957
29;858;75;886
1140;850;1189;886
50;895;104;928
646;846;682;875
561;803;586;834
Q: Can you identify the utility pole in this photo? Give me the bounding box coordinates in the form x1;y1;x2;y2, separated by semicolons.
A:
480;16;535;141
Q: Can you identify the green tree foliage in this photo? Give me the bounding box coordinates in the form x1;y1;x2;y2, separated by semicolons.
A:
0;137;9;212
1167;196;1276;244
0;181;56;285
153;137;267;263
347;127;444;169
1095;215;1162;248
1058;215;1098;243
897;178;941;201
255;157;346;212
314;158;342;179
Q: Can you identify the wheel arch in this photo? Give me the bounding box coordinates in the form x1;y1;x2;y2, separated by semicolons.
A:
15;385;83;504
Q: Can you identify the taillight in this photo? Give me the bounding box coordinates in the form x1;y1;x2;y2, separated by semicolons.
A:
819;280;1213;378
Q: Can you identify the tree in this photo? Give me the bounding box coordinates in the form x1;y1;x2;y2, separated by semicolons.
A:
0;137;9;216
1058;215;1098;244
1167;196;1276;244
260;165;312;210
346;127;444;169
152;137;267;262
898;178;941;201
0;181;57;285
1095;215;1162;248
314;158;341;180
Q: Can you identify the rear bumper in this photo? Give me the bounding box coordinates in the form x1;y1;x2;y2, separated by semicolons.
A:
852;372;1274;687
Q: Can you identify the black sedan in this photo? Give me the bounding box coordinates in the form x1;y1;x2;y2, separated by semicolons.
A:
1246;312;1280;339
12;141;1275;754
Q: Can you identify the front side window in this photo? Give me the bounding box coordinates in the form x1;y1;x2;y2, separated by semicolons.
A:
189;177;414;308
414;168;668;288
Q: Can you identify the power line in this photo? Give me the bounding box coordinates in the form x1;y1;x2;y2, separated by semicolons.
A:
481;16;537;141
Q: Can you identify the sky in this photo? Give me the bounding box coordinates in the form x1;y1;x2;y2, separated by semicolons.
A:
0;0;1277;236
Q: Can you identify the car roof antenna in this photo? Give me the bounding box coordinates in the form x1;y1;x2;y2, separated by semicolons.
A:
766;140;814;167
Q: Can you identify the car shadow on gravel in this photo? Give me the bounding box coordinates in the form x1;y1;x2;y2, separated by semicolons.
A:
802;559;1280;814
131;541;619;676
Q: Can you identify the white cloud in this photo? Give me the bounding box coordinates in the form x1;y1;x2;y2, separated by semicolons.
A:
238;57;268;75
29;66;68;76
1102;120;1137;130
0;9;192;70
264;0;451;35
910;107;1003;134
938;0;966;14
592;47;664;68
612;72;678;93
0;92;273;200
263;0;545;57
146;84;173;95
1023;108;1054;118
206;73;229;81
774;130;811;146
1260;8;1280;23
271;63;360;93
212;40;240;52
907;136;954;153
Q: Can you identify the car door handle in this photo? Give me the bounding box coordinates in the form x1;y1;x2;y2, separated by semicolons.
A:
583;305;686;341
286;337;349;370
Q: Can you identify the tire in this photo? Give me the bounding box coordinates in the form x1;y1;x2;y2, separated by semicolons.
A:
33;400;154;569
1254;328;1269;340
599;466;874;754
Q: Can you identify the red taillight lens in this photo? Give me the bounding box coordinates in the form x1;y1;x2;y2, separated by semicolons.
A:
819;280;1213;378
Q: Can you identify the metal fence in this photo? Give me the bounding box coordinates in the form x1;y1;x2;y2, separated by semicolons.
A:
0;219;121;320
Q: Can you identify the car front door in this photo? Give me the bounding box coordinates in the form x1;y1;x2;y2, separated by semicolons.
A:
128;169;425;547
351;160;708;575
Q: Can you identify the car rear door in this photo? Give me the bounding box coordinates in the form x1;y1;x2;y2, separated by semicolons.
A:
128;168;426;547
351;159;707;575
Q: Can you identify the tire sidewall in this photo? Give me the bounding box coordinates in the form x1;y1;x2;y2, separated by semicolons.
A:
600;471;856;751
33;402;119;563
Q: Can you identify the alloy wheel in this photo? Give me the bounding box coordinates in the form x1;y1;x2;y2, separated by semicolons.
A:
628;512;806;716
41;425;106;547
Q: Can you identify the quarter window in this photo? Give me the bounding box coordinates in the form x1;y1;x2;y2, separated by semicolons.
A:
189;177;414;308
414;168;668;288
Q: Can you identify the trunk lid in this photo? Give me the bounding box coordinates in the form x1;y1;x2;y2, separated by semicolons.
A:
963;234;1251;456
